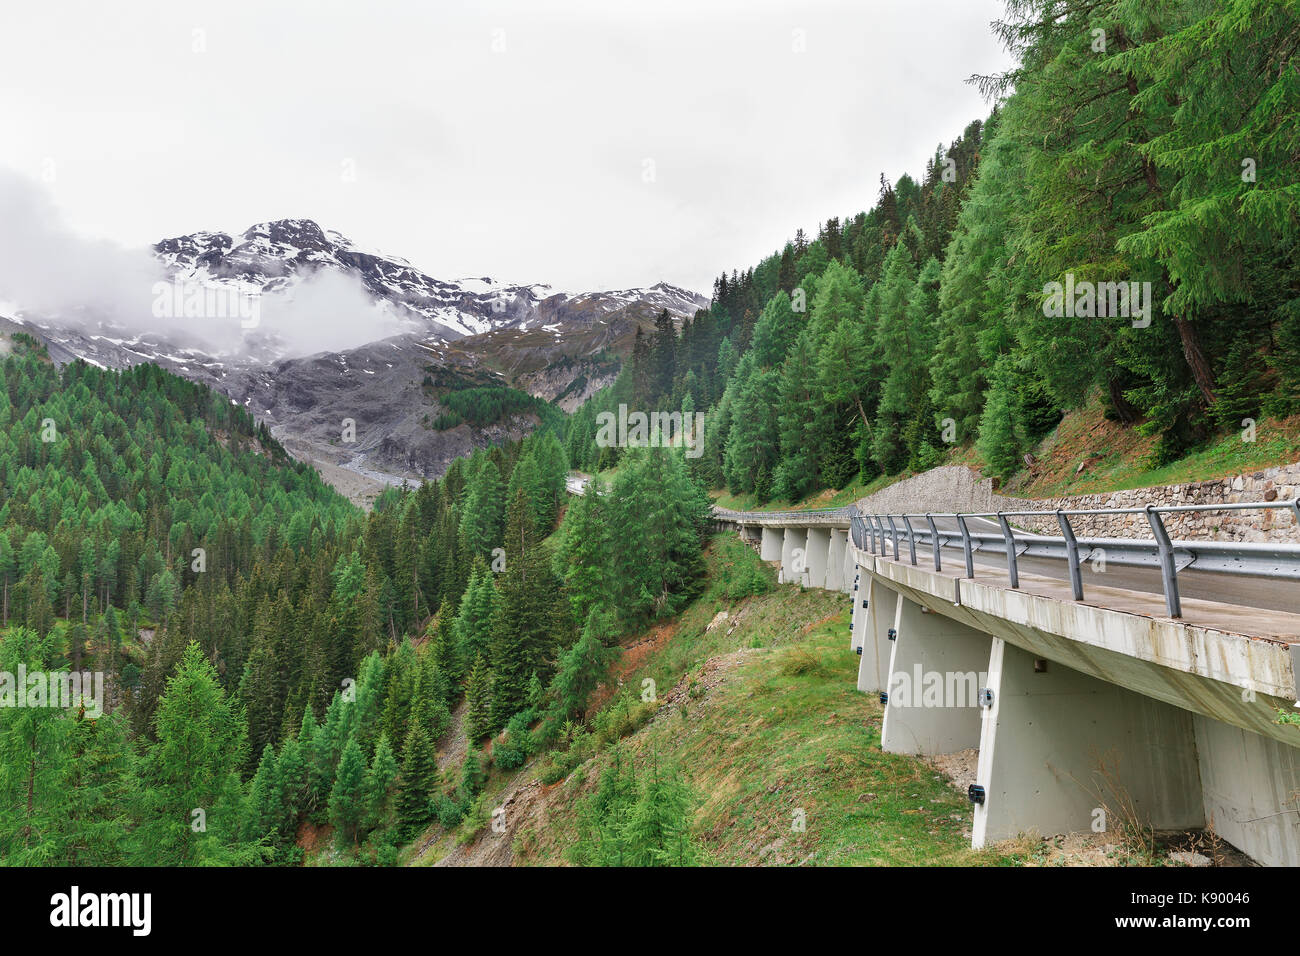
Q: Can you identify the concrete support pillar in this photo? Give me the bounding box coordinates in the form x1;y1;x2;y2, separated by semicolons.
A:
880;597;990;755
850;571;866;651
855;575;896;694
780;527;808;586
826;530;847;592
841;540;856;594
972;638;1204;848
806;528;830;589
760;527;783;562
1193;715;1300;866
848;563;864;650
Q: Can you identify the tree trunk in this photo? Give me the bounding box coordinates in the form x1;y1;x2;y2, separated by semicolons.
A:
1106;376;1139;424
24;752;35;847
1173;316;1218;405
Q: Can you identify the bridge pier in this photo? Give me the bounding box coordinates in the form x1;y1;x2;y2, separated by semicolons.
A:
843;537;856;593
972;638;1204;848
849;562;871;651
849;563;865;651
806;528;830;589
780;527;808;586
880;596;989;756
855;574;896;694
1193;716;1300;866
826;530;848;592
760;527;783;562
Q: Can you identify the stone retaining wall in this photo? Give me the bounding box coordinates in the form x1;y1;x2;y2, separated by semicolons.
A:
855;464;1300;543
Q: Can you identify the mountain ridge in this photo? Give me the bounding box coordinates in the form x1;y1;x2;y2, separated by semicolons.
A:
1;217;709;498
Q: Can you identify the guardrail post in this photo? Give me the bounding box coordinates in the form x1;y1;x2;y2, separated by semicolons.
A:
1145;505;1182;618
1056;509;1084;601
902;516;918;566
925;513;941;571
887;516;900;561
996;513;1019;589
956;515;974;579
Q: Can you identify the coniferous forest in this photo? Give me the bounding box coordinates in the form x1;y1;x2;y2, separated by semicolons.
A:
0;336;711;864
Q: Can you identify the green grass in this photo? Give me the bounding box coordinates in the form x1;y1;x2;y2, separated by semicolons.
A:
511;535;1015;866
1027;416;1300;497
710;472;900;513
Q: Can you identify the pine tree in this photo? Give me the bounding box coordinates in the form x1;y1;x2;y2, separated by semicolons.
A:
453;558;499;668
244;744;283;845
329;737;368;845
130;643;262;865
465;654;493;741
458;745;487;802
550;605;618;721
458;457;505;558
608;448;710;622
364;734;400;832
0;627;72;864
60;709;130;865
489;487;568;727
622;754;699;867
395;723;438;839
552;480;615;625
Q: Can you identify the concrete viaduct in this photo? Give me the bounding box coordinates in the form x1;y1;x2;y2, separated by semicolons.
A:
712;503;1300;866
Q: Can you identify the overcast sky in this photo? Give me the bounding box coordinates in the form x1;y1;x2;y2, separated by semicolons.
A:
0;0;1014;295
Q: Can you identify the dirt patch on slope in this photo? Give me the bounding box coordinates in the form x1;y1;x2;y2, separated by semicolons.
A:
586;621;678;714
429;776;556;867
437;700;469;767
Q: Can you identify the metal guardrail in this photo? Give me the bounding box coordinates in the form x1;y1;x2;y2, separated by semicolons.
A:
712;506;855;522
850;501;1300;619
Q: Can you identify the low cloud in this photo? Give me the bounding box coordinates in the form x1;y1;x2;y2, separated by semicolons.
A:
0;168;163;322
0;171;404;359
253;269;406;357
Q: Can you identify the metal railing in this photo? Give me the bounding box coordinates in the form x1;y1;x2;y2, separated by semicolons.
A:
712;505;855;523
850;501;1300;618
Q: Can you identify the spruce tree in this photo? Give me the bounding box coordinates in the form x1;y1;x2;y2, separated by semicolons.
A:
130;643;261;865
365;734;400;832
329;737;368;845
465;654;494;741
550;606;618;721
489;487;567;728
396;723;438;838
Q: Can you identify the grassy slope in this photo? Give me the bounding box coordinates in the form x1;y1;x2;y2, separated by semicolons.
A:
516;603;1005;866
1004;396;1300;497
415;534;1014;866
709;476;895;513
